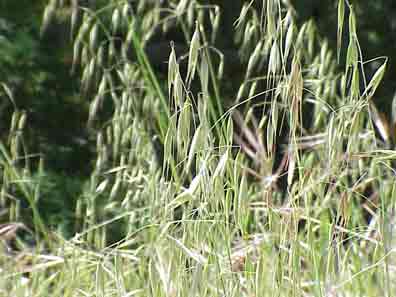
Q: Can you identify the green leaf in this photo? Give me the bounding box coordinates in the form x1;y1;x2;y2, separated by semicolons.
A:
337;0;345;62
364;59;387;99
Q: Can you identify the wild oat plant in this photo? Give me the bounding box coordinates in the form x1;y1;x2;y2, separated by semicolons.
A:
1;0;395;296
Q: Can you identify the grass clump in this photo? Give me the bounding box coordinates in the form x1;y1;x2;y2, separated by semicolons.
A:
1;0;396;296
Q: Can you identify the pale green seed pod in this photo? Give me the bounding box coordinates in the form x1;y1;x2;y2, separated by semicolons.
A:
89;24;99;52
176;0;189;16
108;41;116;64
81;45;89;67
284;23;294;61
168;46;177;97
268;41;280;75
88;95;100;124
121;91;128;113
217;53;224;80
197;9;205;25
0;187;6;207
236;83;246;103
98;75;107;98
246;40;263;78
78;15;91;41
97;132;104;150
11;136;18;159
10;111;19;134
113;122;121;160
18;112;27;130
40;2;56;37
70;0;78;40
122;126;132;147
125;114;132;128
199;57;209;94
210;6;221;44
122;2;131;20
101;144;109;166
187;2;195;26
174;71;184;107
109;180;121;201
88;58;96;83
95;153;103;171
112;8;121;34
187;23;200;84
295;23;307;50
72;39;82;72
96;45;106;68
248;81;258;99
106;126;112;144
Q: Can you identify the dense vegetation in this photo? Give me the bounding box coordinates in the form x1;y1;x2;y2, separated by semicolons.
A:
1;1;396;296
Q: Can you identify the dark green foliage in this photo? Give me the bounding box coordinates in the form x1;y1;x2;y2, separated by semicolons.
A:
0;2;92;238
294;1;396;110
33;170;85;238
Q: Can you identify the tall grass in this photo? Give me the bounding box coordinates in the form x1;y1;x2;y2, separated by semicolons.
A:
1;0;395;296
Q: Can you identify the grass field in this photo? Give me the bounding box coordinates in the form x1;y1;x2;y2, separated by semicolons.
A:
1;1;395;296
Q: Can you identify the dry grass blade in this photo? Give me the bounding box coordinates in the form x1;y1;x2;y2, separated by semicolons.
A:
337;0;345;62
167;235;207;265
0;222;32;242
232;111;264;156
369;101;391;143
